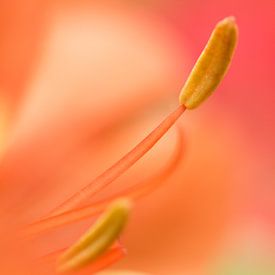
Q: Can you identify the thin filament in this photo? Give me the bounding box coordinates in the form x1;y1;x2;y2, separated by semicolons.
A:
23;126;184;237
49;105;185;216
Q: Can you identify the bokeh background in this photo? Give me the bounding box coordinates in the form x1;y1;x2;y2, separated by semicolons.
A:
0;0;274;274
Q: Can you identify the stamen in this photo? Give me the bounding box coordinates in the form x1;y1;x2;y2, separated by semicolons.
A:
18;16;239;275
24;17;238;238
23;127;184;236
50;17;238;217
50;105;185;216
179;16;238;109
57;199;130;273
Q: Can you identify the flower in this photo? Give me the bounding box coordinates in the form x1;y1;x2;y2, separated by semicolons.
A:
1;1;263;274
0;2;187;273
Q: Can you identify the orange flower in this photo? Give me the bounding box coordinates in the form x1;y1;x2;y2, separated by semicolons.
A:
0;2;240;274
0;2;186;273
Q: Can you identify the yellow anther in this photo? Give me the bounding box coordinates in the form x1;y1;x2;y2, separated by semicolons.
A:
57;199;131;273
179;16;238;109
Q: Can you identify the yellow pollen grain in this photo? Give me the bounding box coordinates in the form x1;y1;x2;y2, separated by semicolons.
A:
179;16;238;109
57;198;131;273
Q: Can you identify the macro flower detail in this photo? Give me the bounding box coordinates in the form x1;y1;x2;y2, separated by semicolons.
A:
48;16;237;273
0;9;241;275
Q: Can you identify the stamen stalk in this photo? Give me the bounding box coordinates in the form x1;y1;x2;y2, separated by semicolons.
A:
50;105;185;216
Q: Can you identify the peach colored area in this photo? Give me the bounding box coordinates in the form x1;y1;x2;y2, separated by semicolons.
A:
0;0;274;274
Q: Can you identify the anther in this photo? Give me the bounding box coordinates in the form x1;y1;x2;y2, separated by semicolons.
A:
57;199;131;273
179;16;238;109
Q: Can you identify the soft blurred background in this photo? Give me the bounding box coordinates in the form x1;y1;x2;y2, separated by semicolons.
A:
0;0;274;274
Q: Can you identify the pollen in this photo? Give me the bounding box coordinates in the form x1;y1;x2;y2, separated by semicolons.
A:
179;16;238;109
57;199;131;273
